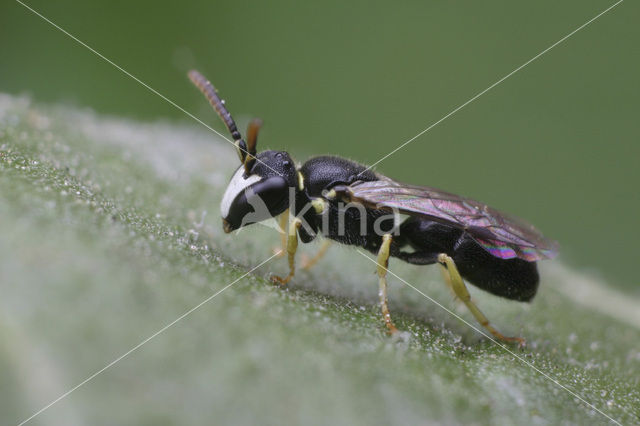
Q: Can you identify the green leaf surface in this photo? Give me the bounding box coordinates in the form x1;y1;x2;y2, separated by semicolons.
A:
1;94;638;426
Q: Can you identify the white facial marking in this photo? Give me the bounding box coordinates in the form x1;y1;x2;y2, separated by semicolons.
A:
220;167;261;218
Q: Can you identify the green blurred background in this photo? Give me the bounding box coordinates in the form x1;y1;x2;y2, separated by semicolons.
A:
1;0;638;293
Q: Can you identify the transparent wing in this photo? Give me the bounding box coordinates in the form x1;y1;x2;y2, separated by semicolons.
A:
333;178;558;261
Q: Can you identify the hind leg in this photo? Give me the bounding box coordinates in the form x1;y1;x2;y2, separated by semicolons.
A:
439;265;463;304
377;234;398;334
438;254;524;346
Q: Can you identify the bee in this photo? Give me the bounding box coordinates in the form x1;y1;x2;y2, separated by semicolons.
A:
189;70;558;344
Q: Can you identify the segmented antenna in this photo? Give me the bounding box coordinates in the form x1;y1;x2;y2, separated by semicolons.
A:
244;118;262;172
188;69;248;163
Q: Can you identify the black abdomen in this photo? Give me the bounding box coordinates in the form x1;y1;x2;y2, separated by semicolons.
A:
453;234;539;302
396;217;539;302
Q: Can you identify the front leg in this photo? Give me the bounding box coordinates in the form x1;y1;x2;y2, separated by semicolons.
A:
273;209;289;257
271;216;302;286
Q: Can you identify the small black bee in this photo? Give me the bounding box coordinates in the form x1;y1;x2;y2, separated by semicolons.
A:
189;70;558;344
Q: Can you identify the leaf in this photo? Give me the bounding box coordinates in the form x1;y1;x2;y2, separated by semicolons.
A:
0;94;638;426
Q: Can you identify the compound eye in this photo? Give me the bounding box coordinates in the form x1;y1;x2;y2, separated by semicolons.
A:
220;172;290;232
249;176;289;215
220;167;261;219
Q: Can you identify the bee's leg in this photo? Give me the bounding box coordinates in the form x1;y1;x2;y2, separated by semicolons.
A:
301;240;331;271
377;234;398;334
439;263;461;303
437;254;524;346
271;215;301;286
273;209;289;257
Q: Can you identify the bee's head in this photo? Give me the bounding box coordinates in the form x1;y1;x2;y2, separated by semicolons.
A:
221;150;297;233
187;70;298;232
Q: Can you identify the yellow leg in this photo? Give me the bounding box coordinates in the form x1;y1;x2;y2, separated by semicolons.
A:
437;254;524;346
273;209;289;257
377;234;398;334
439;264;459;302
271;216;301;286
301;240;331;270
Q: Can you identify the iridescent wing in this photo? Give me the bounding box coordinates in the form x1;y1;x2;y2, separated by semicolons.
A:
332;178;558;262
